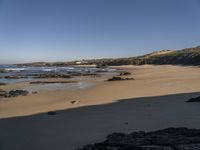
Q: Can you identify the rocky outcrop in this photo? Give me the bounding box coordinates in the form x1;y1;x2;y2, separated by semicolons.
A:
30;81;77;84
119;71;131;76
186;96;200;102
77;127;200;150
4;76;28;79
3;73;71;79
107;76;134;81
0;69;12;73
0;89;29;98
9;90;29;97
68;72;99;77
0;83;6;85
33;73;71;79
0;89;8;97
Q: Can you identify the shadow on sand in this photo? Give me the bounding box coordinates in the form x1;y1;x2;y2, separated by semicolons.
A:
0;92;200;150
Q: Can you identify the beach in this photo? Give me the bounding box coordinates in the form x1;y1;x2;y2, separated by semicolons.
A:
0;65;200;149
0;65;200;118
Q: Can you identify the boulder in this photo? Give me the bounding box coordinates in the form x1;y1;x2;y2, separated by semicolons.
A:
186;96;200;102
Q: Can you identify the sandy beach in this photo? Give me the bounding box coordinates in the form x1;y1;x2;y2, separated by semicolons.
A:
0;65;200;150
0;65;200;118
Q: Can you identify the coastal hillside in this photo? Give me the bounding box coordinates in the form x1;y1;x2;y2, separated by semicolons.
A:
89;45;200;66
18;45;200;66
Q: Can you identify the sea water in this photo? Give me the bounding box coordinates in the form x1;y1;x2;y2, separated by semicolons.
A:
0;65;115;90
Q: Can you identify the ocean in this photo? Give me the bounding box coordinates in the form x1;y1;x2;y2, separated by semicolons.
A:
0;65;114;84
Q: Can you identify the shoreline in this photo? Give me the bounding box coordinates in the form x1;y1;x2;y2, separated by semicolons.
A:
0;65;200;118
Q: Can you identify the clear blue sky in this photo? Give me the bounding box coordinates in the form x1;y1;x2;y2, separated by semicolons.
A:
0;0;200;63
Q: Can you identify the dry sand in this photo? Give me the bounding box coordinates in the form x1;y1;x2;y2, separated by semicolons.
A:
0;65;200;150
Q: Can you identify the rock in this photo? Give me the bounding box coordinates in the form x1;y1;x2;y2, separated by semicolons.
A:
33;73;71;79
68;72;99;77
70;100;80;105
175;143;200;150
186;96;200;102
0;83;6;86
77;127;200;150
0;90;29;98
141;145;172;150
0;89;9;97
118;145;143;150
0;69;11;73
30;81;77;84
9;90;29;97
32;91;38;94
47;111;57;115
107;76;134;81
96;63;108;68
4;75;28;79
119;71;131;76
3;73;71;79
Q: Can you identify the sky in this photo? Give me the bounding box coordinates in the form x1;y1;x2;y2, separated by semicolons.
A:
0;0;200;64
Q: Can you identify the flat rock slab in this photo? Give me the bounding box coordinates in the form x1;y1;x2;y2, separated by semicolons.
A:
78;128;200;150
176;144;200;150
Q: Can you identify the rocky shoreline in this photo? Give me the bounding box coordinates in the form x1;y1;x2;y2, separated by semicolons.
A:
29;80;77;84
77;127;200;150
1;72;102;80
0;89;29;98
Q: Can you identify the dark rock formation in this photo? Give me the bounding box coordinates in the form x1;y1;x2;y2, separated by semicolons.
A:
33;73;71;79
8;90;29;97
47;111;57;115
0;69;12;73
3;73;71;80
4;76;28;79
0;89;29;98
77;127;200;150
186;96;200;102
68;72;99;77
107;76;134;81
0;89;9;97
119;71;131;76
30;81;77;84
0;83;6;85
